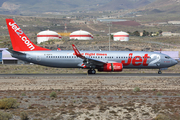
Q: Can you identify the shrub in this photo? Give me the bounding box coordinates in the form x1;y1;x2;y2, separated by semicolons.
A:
155;114;170;120
0;98;19;109
157;92;162;96
21;93;26;96
0;111;12;120
133;87;140;92
20;112;29;120
50;91;57;98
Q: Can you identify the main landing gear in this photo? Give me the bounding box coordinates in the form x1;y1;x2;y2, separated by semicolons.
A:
158;69;162;74
88;69;96;74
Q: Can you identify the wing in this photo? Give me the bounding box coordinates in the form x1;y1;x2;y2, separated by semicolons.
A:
72;44;106;67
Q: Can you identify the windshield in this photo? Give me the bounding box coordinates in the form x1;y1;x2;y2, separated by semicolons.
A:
165;56;171;59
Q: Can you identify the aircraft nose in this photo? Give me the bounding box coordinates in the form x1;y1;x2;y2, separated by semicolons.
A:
172;59;178;65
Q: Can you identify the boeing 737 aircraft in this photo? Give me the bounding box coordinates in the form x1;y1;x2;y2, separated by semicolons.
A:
6;19;178;74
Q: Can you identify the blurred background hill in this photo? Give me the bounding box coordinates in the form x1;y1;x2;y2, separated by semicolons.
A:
0;0;179;21
0;0;157;14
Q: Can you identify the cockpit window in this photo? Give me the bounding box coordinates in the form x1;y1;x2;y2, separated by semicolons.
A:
165;56;170;59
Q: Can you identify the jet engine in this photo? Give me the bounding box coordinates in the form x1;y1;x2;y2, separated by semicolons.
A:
98;63;123;72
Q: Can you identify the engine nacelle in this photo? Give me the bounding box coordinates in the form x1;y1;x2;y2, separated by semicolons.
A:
98;63;123;72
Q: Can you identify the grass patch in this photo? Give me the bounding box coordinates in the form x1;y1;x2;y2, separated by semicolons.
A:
50;91;57;98
133;87;140;92
0;111;12;120
0;98;19;109
21;93;26;96
157;92;163;96
154;114;170;120
20;112;29;120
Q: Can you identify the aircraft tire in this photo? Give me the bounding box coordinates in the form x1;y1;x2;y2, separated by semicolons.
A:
158;71;162;74
92;69;96;74
88;70;91;74
88;69;96;74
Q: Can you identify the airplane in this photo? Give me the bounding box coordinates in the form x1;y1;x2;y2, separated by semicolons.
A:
6;18;178;74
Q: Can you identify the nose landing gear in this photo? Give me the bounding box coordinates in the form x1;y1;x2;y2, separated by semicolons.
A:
88;69;96;74
158;69;162;74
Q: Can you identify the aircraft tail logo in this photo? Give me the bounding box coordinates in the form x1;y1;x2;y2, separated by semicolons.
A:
6;19;49;51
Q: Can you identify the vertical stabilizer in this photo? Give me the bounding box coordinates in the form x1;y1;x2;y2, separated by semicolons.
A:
6;19;49;51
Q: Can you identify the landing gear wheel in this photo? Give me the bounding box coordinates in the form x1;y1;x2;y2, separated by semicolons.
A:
87;69;96;74
158;70;162;74
92;69;96;74
88;70;91;74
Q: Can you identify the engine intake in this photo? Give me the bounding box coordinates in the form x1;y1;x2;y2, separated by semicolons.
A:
98;63;123;72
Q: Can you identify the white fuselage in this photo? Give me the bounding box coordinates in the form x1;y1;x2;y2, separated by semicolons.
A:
11;50;177;69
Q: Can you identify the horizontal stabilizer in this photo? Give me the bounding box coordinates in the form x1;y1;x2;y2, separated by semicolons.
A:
7;49;26;55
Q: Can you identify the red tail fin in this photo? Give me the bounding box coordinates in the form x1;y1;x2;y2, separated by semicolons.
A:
6;19;49;51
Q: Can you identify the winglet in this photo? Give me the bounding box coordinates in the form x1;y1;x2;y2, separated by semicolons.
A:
72;44;84;58
6;19;49;51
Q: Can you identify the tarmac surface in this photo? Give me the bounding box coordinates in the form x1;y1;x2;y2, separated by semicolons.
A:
0;73;179;91
0;73;180;77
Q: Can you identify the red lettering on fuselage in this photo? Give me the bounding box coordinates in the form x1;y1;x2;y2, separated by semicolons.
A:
132;56;142;66
121;53;133;66
143;54;150;66
122;53;150;66
85;53;95;56
73;53;107;56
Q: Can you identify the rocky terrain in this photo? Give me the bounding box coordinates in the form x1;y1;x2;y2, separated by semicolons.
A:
0;75;180;119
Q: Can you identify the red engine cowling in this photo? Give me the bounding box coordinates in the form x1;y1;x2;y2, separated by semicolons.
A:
98;63;123;72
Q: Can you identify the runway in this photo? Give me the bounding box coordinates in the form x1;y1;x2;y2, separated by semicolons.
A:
0;73;180;77
0;73;179;91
